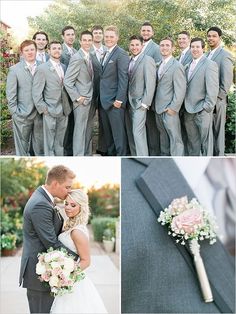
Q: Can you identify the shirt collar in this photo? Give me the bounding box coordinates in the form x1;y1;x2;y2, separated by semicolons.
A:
174;157;210;190
41;185;54;204
192;54;204;65
50;59;61;67
106;44;117;54
181;47;190;55
162;55;172;64
81;48;89;59
64;43;73;53
25;60;37;67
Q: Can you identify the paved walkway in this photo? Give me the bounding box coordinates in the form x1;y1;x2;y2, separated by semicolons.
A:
0;233;119;314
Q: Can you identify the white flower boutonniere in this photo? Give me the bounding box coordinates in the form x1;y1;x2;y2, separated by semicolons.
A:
158;196;218;303
53;205;62;221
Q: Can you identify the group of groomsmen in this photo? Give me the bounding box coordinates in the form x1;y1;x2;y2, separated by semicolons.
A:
6;22;233;156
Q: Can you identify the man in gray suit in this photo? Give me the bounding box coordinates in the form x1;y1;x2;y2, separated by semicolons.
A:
121;158;235;313
206;26;234;156
19;165;78;313
176;31;192;65
155;37;186;156
32;31;50;63
6;40;44;156
60;25;77;156
33;41;71;156
85;25;107;156
184;37;219;156
64;30;94;156
99;25;129;156
176;31;192;155
140;21;162;156
127;35;156;156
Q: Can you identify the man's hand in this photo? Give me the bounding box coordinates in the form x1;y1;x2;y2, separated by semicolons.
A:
113;100;122;108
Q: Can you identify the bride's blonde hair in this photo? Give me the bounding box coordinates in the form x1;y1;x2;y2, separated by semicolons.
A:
63;189;90;231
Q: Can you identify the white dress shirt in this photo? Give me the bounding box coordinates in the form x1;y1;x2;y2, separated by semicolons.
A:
42;185;55;204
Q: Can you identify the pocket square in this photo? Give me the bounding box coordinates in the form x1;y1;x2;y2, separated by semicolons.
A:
108;60;114;64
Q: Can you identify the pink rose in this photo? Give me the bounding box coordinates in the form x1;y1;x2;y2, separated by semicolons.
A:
171;208;203;234
169;196;189;215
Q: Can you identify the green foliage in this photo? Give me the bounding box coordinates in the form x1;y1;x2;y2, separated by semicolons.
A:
91;216;117;242
1;233;17;250
1;210;23;246
88;184;119;218
103;228;115;241
28;0;235;50
0;158;48;205
225;88;236;153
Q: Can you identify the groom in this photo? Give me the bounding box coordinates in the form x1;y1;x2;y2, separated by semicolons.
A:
19;165;79;314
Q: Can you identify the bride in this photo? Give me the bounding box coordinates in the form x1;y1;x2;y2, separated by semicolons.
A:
50;189;107;314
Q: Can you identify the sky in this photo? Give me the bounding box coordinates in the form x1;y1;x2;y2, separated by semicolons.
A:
38;157;121;189
1;0;53;42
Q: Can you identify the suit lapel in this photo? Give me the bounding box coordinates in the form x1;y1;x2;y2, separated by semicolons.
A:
102;45;118;71
135;158;234;313
159;57;174;81
211;47;222;61
130;53;144;82
188;56;206;83
48;60;61;84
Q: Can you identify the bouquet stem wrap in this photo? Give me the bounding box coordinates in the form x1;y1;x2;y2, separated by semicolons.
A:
190;239;213;303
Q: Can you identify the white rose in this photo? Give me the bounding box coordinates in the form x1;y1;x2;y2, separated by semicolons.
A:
49;275;59;287
36;262;46;275
63;258;75;272
62;269;71;279
44;253;53;263
51;262;60;269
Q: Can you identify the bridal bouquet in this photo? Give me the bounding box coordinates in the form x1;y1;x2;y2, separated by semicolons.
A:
36;248;85;296
158;196;218;303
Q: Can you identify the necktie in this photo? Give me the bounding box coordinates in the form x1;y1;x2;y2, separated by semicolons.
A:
158;61;166;78
96;48;103;62
128;58;135;77
87;57;93;77
205;159;236;252
29;64;36;76
39;53;45;63
207;51;214;60
55;64;64;81
102;51;110;66
188;60;196;79
179;52;185;63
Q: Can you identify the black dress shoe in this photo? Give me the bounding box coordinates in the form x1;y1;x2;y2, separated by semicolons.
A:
96;150;108;156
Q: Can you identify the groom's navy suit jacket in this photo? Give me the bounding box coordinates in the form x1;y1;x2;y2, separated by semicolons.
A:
19;186;78;291
121;158;235;313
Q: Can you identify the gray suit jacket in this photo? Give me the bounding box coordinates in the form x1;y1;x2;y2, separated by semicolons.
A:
64;49;93;104
122;158;235;313
100;45;129;110
128;54;156;110
60;43;77;69
206;47;233;100
32;60;71;117
155;57;186;114
142;39;162;63
6;60;40;119
177;48;192;65
19;186;79;291
185;56;219;113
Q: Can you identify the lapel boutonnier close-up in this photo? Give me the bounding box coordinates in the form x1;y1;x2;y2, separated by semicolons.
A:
158;196;218;303
53;205;62;220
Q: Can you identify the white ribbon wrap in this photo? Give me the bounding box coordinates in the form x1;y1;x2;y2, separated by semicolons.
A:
189;239;213;303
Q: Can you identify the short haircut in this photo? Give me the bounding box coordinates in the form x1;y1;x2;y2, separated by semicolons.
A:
45;165;76;185
20;40;37;52
48;40;62;49
178;31;190;38
92;25;103;32
160;36;175;47
190;37;205;48
141;21;154;30
129;35;143;43
32;31;49;41
104;25;119;36
61;25;75;36
80;30;93;40
207;26;222;37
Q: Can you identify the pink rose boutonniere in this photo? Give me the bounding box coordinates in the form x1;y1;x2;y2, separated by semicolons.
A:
158;196;218;303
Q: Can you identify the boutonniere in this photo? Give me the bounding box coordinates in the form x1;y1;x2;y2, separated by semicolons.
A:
50;66;55;72
156;61;161;68
158;196;218;303
53;205;62;221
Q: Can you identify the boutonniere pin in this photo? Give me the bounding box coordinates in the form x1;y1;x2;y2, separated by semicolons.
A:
158;196;218;303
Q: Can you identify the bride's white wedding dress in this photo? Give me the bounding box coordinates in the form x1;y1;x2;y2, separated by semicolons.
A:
50;225;108;314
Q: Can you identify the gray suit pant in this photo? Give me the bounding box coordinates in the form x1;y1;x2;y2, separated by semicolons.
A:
213;98;226;156
12;113;44;156
43;114;68;156
131;107;148;156
100;105;127;156
73;102;91;156
155;112;184;156
125;105;136;156
146;109;160;155
184;110;213;156
27;289;54;313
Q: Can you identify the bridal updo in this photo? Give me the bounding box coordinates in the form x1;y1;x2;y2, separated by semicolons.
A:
63;189;90;231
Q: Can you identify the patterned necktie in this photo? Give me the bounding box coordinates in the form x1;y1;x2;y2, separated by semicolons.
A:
38;53;45;63
158;61;166;78
55;63;64;81
128;58;135;77
87;57;93;77
188;60;196;79
29;64;36;76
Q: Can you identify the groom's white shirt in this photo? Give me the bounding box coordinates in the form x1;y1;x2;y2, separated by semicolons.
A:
42;185;54;204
